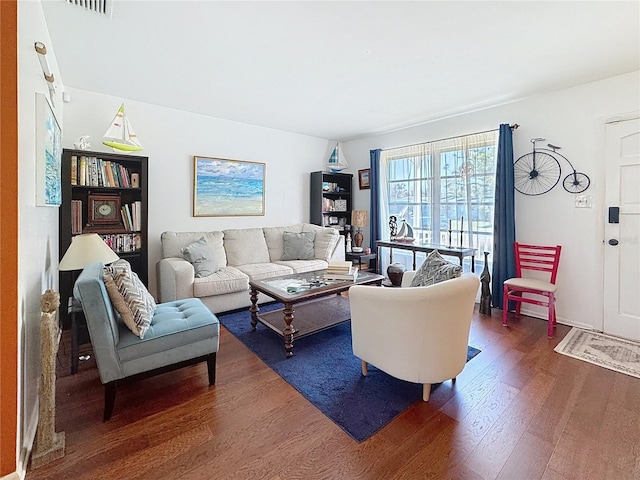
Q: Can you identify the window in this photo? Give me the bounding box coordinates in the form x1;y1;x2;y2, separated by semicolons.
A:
379;130;498;271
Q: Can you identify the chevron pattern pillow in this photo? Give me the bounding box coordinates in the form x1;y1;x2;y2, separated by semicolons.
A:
410;250;462;287
103;259;156;339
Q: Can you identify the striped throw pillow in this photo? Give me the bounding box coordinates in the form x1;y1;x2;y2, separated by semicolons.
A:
103;259;156;339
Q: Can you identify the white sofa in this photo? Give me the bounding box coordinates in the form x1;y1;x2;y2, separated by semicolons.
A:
157;223;345;313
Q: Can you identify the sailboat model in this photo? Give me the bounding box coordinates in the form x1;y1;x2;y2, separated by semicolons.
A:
102;104;143;152
326;143;348;172
396;219;415;242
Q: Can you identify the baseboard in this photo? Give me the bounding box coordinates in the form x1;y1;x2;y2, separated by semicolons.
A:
16;398;39;479
518;306;594;332
0;471;21;480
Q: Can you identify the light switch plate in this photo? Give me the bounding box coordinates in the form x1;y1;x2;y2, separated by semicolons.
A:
575;195;592;208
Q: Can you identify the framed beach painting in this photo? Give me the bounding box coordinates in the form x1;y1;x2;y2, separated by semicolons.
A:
193;156;266;217
35;93;62;206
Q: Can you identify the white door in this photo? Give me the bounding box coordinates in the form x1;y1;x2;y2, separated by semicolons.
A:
603;117;640;341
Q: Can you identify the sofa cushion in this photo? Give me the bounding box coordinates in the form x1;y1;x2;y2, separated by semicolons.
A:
193;266;249;297
181;237;220;278
302;225;340;262
274;259;328;273
235;262;294;281
410;250;462;287
281;231;316;260
223;228;270;266
161;231;227;267
264;224;304;261
103;259;156;339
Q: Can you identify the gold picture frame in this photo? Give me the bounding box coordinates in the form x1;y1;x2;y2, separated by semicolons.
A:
193;156;266;217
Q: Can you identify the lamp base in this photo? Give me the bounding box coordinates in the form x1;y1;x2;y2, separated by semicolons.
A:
353;231;364;251
352;247;363;253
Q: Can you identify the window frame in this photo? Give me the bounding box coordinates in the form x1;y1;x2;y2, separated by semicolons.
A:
379;130;499;271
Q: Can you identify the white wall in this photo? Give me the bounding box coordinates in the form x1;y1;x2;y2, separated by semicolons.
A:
61;89;333;296
16;1;65;475
342;71;640;331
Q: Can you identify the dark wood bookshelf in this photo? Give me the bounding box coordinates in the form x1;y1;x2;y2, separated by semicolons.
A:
310;171;353;242
59;148;149;330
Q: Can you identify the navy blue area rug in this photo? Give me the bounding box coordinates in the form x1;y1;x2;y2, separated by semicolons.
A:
218;302;480;442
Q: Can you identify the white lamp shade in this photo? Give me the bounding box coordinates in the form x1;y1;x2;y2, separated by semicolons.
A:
351;210;368;228
59;233;120;271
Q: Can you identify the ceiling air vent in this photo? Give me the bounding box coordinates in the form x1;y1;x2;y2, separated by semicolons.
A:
66;0;113;17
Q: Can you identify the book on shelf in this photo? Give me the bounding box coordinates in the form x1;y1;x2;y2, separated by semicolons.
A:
72;155;134;188
71;200;83;234
121;205;130;231
98;233;142;253
70;155;78;185
79;156;86;186
325;266;359;281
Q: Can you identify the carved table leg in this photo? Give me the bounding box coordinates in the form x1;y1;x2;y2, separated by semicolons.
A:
250;287;259;330
283;302;295;357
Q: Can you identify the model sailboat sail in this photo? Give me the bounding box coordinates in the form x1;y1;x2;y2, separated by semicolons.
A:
326;143;348;172
397;219;414;238
102;104;143;152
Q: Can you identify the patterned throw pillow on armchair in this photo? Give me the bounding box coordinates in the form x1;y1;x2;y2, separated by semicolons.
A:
410;250;462;287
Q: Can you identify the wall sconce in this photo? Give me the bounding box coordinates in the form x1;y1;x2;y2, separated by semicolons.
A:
34;41;56;106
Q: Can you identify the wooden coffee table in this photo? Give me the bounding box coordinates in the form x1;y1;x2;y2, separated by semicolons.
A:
249;270;384;357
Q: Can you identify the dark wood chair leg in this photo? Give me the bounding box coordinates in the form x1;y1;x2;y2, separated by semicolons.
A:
207;352;217;385
104;381;117;421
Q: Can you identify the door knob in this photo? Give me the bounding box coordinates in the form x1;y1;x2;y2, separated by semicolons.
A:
609;239;619;246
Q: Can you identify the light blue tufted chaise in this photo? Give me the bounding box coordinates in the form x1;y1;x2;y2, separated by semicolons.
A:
74;262;220;420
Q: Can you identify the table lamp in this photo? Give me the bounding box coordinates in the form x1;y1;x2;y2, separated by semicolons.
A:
59;233;120;370
59;233;120;305
59;233;120;273
351;210;368;253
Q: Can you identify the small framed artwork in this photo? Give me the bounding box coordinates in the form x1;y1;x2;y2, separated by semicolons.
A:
35;93;62;206
358;168;371;190
194;156;265;217
88;194;121;225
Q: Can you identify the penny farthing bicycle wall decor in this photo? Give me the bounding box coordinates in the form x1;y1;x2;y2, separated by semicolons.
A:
514;137;591;196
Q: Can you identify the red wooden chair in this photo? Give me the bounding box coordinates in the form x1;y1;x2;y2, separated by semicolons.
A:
502;243;562;338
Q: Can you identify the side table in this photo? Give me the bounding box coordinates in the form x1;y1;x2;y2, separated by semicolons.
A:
346;251;377;272
68;297;90;374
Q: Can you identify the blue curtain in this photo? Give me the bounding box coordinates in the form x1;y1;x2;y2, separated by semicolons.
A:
369;149;382;250
491;124;516;309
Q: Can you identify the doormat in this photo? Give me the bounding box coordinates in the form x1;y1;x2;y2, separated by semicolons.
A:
554;328;640;379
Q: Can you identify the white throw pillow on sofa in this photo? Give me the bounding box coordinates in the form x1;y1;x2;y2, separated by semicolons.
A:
308;227;340;262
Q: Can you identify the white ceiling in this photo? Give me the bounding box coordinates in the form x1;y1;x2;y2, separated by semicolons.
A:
42;1;640;141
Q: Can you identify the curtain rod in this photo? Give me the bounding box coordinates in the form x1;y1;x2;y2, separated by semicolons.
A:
381;123;519;152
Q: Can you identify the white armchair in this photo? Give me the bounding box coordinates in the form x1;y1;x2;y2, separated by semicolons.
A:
349;273;480;401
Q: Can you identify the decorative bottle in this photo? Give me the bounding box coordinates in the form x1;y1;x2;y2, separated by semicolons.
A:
346;232;352;253
479;251;491;315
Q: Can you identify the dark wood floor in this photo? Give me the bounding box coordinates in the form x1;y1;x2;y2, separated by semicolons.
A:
28;307;640;480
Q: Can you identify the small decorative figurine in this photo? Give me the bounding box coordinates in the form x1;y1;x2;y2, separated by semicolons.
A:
73;135;91;150
389;216;397;240
346;232;352;253
479;251;492;315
